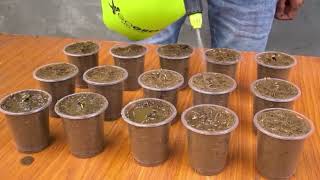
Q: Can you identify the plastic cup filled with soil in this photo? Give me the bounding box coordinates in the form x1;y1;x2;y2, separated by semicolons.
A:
251;78;301;115
121;98;177;166
255;51;297;80
254;108;314;179
110;44;147;91
157;44;193;88
83;65;128;121
181;104;239;176
33;62;78;117
55;92;108;158
0;89;52;153
189;72;237;107
138;69;184;108
205;48;241;79
63;41;100;88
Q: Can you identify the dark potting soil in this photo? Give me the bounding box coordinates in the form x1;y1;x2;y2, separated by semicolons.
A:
257;52;294;66
191;73;234;92
206;48;240;63
126;99;173;124
35;63;77;80
1;91;49;113
257;109;311;136
111;44;146;56
158;44;193;57
254;79;299;99
65;41;98;54
57;93;105;116
185;106;235;131
85;66;126;83
140;69;183;89
20;156;34;166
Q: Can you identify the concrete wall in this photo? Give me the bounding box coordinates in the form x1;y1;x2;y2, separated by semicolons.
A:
0;0;319;56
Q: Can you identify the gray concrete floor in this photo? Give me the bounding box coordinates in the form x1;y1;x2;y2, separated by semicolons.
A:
0;0;319;56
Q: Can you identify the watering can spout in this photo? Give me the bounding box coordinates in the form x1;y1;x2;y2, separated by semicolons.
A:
101;0;203;41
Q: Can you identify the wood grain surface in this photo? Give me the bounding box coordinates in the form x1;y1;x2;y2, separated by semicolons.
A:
0;34;319;180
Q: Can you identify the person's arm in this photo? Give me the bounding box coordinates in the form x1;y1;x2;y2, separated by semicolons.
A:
275;0;304;20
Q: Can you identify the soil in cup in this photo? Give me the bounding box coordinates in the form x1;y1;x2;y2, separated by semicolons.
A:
57;94;105;116
111;44;145;56
191;73;234;92
206;49;240;63
185;106;235;131
65;41;98;54
140;69;183;89
257;52;295;66
126;100;173;124
85;66;126;83
35;63;77;80
1;91;49;113
254;79;299;99
158;44;193;57
257;109;311;137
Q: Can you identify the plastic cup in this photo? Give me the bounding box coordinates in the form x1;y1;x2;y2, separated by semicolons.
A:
205;48;241;79
63;41;100;88
0;89;52;153
33;62;78;117
181;104;239;175
55;92;108;158
255;51;297;80
121;98;177;166
189;72;237;107
157;44;194;88
83;65;128;121
254;108;314;179
110;44;147;91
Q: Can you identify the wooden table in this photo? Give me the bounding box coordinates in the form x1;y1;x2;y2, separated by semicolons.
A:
0;34;319;180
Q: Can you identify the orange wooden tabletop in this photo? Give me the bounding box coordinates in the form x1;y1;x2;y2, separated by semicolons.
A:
0;34;319;180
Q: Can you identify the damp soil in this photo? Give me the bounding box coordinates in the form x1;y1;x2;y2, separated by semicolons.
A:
140;69;183;89
1;90;49;113
158;44;193;57
85;66;126;83
257;109;311;136
185;106;235;131
57;93;105;116
111;44;146;57
35;63;77;80
191;73;234;92
20;156;34;166
257;52;294;66
206;48;240;63
254;79;299;99
65;41;98;54
126;99;173;124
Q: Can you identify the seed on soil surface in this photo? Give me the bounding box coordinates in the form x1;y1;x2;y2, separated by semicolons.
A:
257;52;295;66
191;73;234;92
35;63;77;80
85;66;126;83
65;41;98;54
257;109;311;136
158;44;193;57
185;106;235;131
140;69;183;89
111;44;146;56
206;48;240;63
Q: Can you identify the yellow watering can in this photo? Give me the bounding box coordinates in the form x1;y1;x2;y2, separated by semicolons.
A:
101;0;203;41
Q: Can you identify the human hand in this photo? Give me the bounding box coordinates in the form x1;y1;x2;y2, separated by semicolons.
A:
275;0;304;20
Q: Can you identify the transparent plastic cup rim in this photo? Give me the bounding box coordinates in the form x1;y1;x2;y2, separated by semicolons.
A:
0;89;52;116
189;72;237;95
205;48;242;65
138;69;184;91
121;98;177;128
63;41;100;57
109;43;148;59
181;104;239;136
255;51;297;70
250;78;301;102
33;62;79;83
156;43;194;60
54;92;108;120
253;108;314;140
83;65;128;86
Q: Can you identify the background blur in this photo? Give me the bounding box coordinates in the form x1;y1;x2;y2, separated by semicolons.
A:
0;0;319;56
